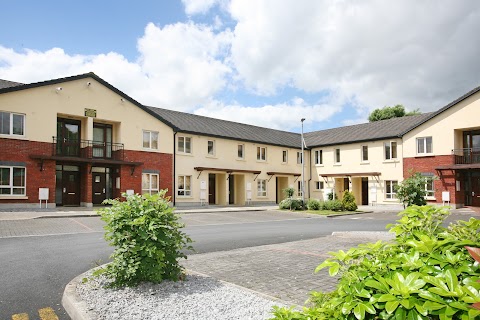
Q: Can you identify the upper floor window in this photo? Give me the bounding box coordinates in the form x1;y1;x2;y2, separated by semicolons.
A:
315;150;323;165
282;150;288;163
142;173;159;195
142;130;158;149
334;148;341;163
417;137;433;154
297;152;303;164
0;111;25;136
257;179;267;197
178;136;192;154
257;146;267;161
385;141;398;160
0;166;26;195
207;140;215;156
238;144;245;159
361;145;369;162
385;180;398;199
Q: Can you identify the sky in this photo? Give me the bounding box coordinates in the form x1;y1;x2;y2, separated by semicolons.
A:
1;0;479;133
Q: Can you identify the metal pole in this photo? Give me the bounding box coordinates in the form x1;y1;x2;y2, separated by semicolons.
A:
301;118;305;208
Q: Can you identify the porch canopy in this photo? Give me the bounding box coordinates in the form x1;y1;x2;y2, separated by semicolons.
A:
319;172;381;182
266;171;301;182
194;166;261;179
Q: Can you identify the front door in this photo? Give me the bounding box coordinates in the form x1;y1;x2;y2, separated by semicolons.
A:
63;171;80;206
361;178;369;205
208;174;216;204
92;172;107;205
229;175;235;204
471;172;480;207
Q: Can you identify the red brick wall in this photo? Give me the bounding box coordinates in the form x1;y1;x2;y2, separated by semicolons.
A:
403;155;462;205
0;138;56;204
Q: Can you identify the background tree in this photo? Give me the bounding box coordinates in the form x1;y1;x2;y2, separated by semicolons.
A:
368;104;421;122
395;172;429;207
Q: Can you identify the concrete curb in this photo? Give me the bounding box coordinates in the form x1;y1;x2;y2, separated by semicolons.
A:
62;271;96;320
331;231;394;241
35;214;99;219
325;210;372;218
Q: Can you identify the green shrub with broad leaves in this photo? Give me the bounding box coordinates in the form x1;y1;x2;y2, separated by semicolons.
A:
322;199;344;211
342;190;358;211
270;205;480;320
307;199;322;210
94;191;193;288
279;198;304;210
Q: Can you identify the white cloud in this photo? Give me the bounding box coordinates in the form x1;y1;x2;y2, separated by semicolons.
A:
182;0;223;15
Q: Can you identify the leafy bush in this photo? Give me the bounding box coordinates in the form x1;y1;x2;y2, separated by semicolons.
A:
307;199;322;210
279;198;304;210
327;191;338;201
271;205;480;319
95;191;193;288
322;199;344;211
342;190;358;211
283;187;295;198
395;172;430;207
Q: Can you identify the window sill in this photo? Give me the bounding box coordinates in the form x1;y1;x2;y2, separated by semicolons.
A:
0;196;28;200
0;134;27;140
236;158;246;162
177;196;193;199
313;190;323;192
333;163;342;166
415;154;435;158
383;159;399;163
315;164;324;167
256;160;267;163
177;152;193;157
256;195;268;198
360;161;370;165
425;196;436;201
142;147;159;152
205;155;217;159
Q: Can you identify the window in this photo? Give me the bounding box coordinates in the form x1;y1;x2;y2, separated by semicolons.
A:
417;137;433;154
177;175;191;196
315;181;324;190
178;136;191;154
142;130;158;149
315;150;323;165
334;148;341;163
297;152;303;164
0;166;26;195
207;140;215;156
297;181;303;196
385;180;398;199
385;141;398;160
257;179;267;197
142;173;159;195
361;145;369;162
0;111;25;136
425;177;435;198
257;146;267;161
282;150;288;163
238;144;244;159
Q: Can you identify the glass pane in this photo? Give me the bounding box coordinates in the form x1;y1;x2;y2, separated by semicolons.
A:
151;132;158;149
392;142;397;158
257;147;260;160
473;135;480;149
185;176;191;189
13;168;25;187
178;176;184;189
417;138;424;153
385;143;390;159
185;138;191;153
151;175;158;189
65;123;79;141
0;112;10;134
0;168;10;186
208;141;214;155
143;131;150;148
426;137;432;153
319;150;323;164
178;137;184;152
13;188;25;195
12;114;24;135
63;165;79;171
93;127;104;142
238;145;243;158
0;188;10;194
142;174;150;189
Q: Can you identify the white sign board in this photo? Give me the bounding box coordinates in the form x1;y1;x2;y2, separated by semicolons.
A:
39;188;49;200
200;180;207;190
246;183;252;191
126;189;134;196
442;191;450;202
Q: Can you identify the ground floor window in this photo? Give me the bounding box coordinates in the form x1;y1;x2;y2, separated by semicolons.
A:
0;166;26;195
142;173;159;195
385;180;398;199
257;179;267;197
178;175;191;196
297;181;303;197
425;178;435;198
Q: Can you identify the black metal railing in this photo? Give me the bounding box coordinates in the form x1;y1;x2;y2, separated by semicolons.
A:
53;137;124;161
452;148;480;165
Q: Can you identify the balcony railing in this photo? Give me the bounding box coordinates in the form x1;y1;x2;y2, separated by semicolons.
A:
452;148;480;165
53;137;124;161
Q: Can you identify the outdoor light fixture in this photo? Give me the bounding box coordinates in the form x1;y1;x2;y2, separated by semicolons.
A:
301;118;306;207
55;87;63;93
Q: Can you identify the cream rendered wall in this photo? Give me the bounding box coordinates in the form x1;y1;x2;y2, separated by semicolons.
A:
309;139;404;204
0;77;173;153
403;92;480;157
174;134;305;205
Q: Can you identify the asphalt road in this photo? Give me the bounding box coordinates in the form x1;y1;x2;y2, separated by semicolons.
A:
1;209;473;319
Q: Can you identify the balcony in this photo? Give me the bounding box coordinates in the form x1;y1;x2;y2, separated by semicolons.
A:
453;148;480;165
52;137;124;161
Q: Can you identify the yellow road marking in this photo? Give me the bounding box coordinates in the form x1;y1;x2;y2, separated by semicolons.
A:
12;313;29;320
39;307;59;320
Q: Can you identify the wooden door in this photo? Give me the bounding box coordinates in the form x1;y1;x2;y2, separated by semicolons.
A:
361;178;369;205
208;174;216;204
92;172;106;205
62;171;80;206
471;173;480;207
229;175;235;204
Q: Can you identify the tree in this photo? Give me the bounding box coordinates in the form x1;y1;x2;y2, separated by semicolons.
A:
368;104;421;122
395;172;429;207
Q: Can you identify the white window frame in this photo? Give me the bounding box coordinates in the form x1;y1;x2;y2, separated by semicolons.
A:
177;175;192;196
237;144;245;159
385;180;398;199
425;177;435;198
315;150;323;165
315;181;324;190
0;111;25;136
297;151;303;164
0;166;26;196
178;136;192;154
297;181;303;197
384;141;398;160
207;140;215;156
361;145;369;162
282;150;288;163
257;146;267;161
142;130;159;150
257;179;267;197
142;173;159;195
416;137;433;155
334;148;341;164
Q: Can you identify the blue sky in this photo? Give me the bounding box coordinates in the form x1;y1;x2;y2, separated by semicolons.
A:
1;0;480;133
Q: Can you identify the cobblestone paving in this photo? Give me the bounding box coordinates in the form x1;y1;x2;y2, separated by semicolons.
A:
183;235;371;306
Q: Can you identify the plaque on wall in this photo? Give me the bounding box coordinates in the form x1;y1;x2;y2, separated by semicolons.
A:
84;108;97;117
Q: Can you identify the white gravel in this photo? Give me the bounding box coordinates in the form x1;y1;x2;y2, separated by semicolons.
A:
76;272;285;320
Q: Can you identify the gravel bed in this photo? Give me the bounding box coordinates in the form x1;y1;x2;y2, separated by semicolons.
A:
77;272;285;320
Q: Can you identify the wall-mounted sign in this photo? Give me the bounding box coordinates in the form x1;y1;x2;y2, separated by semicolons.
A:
84;108;97;117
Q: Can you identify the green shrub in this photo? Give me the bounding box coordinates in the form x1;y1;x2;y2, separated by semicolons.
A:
279;198;304;210
395;172;429;207
342;190;358;211
271;205;480;319
283;187;295;198
307;199;321;210
95;191;193;288
322;199;344;211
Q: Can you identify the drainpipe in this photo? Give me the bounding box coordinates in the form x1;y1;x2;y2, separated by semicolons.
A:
173;131;177;206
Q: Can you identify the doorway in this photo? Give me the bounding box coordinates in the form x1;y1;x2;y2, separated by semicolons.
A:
92;167;112;205
361;178;369;205
55;164;80;206
229;175;235;204
208;173;216;204
465;171;480;207
56;118;81;157
93;123;113;158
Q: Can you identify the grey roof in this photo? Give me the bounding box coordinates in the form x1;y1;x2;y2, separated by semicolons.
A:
304;113;435;148
146;106;302;149
0;79;23;89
